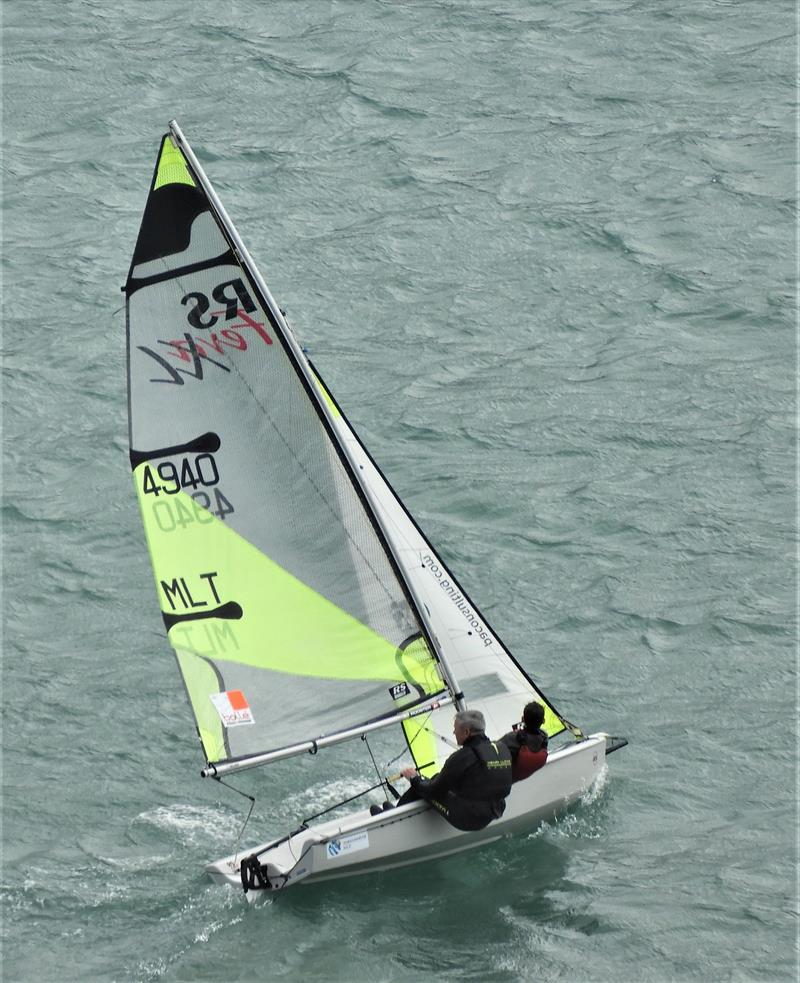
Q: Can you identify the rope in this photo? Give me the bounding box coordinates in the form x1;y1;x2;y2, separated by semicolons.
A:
300;777;388;826
363;733;401;802
561;716;585;739
362;733;384;785
214;776;256;868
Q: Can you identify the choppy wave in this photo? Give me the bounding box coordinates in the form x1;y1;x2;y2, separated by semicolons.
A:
3;1;795;981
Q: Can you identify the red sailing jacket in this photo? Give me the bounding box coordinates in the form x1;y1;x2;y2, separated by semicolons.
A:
499;728;548;782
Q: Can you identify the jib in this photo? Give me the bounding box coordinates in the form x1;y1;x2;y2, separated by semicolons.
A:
182;278;255;329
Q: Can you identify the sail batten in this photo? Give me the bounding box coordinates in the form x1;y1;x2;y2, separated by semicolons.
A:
127;252;236;294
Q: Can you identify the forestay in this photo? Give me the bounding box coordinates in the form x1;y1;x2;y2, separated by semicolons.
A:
125;128;450;773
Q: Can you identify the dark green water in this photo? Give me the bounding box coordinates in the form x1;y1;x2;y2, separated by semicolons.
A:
2;2;796;980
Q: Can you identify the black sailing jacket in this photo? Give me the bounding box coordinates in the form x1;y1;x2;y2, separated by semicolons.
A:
409;733;512;831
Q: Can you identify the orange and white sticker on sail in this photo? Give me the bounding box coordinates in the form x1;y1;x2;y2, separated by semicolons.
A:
210;690;255;727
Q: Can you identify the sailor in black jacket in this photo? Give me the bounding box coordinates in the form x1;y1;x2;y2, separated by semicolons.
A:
395;709;512;831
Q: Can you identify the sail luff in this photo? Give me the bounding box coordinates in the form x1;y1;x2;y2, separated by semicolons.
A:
167;120;466;713
202;692;456;777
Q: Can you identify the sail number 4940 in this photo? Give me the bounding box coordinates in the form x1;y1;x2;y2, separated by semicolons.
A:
142;454;218;495
142;454;234;522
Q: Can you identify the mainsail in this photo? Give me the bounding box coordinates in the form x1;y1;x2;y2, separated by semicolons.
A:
126;123;571;779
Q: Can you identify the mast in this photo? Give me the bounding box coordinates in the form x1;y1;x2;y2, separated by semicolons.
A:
167;120;466;717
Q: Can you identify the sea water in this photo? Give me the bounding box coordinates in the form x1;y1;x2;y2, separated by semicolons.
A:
2;2;796;980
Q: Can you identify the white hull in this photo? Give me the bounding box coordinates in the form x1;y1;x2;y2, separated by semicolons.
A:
206;733;609;892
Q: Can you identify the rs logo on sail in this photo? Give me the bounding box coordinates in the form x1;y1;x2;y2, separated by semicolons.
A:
138;278;273;385
181;277;257;329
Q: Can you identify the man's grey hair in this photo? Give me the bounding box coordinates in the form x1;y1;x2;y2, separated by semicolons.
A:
455;709;485;733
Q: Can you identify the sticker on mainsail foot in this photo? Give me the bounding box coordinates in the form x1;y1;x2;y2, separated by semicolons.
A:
210;689;254;727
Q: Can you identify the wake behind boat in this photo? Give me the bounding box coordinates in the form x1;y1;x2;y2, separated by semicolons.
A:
125;121;626;893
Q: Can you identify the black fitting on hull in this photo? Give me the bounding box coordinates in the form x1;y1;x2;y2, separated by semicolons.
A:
605;736;629;755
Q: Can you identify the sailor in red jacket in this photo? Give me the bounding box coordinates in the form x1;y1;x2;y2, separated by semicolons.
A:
499;701;548;782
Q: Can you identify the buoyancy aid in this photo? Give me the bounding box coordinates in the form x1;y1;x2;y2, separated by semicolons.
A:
405;734;513;832
431;736;512;831
513;745;548;781
458;735;513;801
500;728;549;782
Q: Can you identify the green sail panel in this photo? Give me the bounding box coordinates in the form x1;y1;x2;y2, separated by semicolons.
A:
126;133;447;766
175;648;227;764
134;475;442;761
153;137;196;190
402;717;439;779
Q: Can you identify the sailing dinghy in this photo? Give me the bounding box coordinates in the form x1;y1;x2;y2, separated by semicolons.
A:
125;121;626;893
